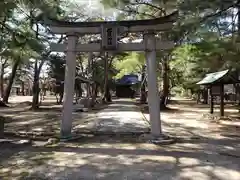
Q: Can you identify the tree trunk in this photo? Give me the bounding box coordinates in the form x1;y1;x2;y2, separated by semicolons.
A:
0;63;5;98
105;83;112;102
210;86;214;114
203;88;208;104
87;52;93;98
140;65;147;104
220;84;224;116
31;59;45;109
160;55;170;109
90;83;98;107
32;79;40;109
235;83;240;105
197;90;201;104
21;81;25;96
0;18;7;99
3;59;20;103
31;61;40;109
238;5;240;35
0;116;4;138
238;85;240;106
103;53;111;102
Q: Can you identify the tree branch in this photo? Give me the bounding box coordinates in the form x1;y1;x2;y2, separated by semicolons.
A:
116;7;156;18
200;1;240;24
130;0;164;12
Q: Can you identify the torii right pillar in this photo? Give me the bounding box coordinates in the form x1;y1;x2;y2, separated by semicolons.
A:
61;34;78;138
144;33;162;138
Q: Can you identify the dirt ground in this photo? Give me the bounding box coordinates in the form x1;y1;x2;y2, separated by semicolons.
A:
1;96;107;137
0;96;239;180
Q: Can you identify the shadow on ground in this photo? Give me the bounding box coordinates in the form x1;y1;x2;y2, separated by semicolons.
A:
0;134;239;180
0;103;94;136
0;98;239;179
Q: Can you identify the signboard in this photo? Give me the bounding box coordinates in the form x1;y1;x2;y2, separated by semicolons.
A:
211;85;221;95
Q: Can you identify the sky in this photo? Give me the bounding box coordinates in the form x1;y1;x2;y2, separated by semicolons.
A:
68;0;117;19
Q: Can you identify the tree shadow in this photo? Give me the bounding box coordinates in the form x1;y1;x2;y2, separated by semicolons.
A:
1;102;109;138
1;98;239;179
1;140;239;179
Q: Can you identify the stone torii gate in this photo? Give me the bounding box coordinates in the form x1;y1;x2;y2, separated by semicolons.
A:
45;11;177;139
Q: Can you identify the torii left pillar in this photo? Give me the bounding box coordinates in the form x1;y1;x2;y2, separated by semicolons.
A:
61;34;78;138
144;33;162;138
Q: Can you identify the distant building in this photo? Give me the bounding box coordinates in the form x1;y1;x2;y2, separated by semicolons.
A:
115;74;140;98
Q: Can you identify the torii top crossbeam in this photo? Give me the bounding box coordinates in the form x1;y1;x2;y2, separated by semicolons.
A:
44;11;178;34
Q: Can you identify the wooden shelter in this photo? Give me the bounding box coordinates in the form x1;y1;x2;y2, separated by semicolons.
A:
197;69;240;116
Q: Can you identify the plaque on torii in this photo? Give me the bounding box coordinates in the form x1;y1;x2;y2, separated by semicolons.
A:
101;25;118;51
43;12;178;139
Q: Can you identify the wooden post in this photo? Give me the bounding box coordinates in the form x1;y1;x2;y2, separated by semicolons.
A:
220;84;224;116
210;86;214;114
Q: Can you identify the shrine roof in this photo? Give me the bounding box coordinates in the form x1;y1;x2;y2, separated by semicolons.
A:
116;74;140;85
196;69;240;85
